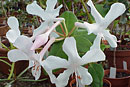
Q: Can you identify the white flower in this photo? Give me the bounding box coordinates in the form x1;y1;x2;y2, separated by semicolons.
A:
7;35;41;80
41;37;105;87
26;0;64;40
6;17;20;43
75;0;126;48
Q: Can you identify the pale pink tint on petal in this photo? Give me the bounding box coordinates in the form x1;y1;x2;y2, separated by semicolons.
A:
39;37;55;59
30;33;49;51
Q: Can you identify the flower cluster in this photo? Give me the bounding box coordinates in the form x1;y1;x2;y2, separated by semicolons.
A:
6;0;126;87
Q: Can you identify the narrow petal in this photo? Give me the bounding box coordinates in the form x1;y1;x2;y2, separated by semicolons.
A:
46;0;57;11
30;33;49;51
8;49;29;62
31;22;48;40
62;37;80;60
13;35;33;52
6;30;20;43
77;66;93;85
90;34;102;50
56;69;73;87
39;37;55;58
83;22;97;35
31;62;41;80
87;0;103;23
104;3;126;28
26;1;45;20
52;5;63;17
28;60;34;68
7;17;19;30
75;22;87;29
103;30;117;48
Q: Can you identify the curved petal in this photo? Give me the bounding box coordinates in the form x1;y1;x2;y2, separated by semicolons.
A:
30;33;49;51
62;37;80;60
31;22;48;40
41;56;68;83
26;1;45;20
77;66;93;85
52;5;63;17
46;0;57;11
31;62;41;80
56;69;73;87
81;49;105;65
6;30;20;43
83;22;97;35
87;0;103;23
103;30;117;48
75;22;87;29
42;56;68;70
13;35;33;51
90;34;102;50
7;17;19;30
104;3;126;28
8;49;29;62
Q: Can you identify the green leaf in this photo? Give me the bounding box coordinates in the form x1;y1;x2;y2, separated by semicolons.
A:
95;4;109;17
88;63;104;87
73;29;96;56
49;40;68;59
56;11;78;35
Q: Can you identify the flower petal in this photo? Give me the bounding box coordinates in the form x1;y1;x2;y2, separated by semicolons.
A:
82;49;105;64
31;22;48;40
103;30;117;48
90;34;102;50
39;37;55;58
104;3;126;28
26;1;45;20
7;17;19;30
56;69;73;87
13;35;33;52
75;22;87;29
42;56;68;70
30;33;49;51
6;29;20;43
87;0;103;23
46;0;57;11
31;62;41;80
62;37;80;60
82;35;105;64
77;66;93;85
8;49;29;62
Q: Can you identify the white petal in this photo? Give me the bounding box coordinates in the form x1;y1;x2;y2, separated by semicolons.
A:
75;22;87;29
82;50;105;64
104;3;126;28
103;30;117;48
8;49;29;62
56;69;73;87
31;62;41;80
31;33;49;51
31;22;48;40
13;35;33;51
83;22;97;35
6;29;20;43
87;0;103;23
42;56;68;71
46;0;57;11
90;34;102;50
7;17;19;30
29;60;34;68
63;37;80;60
26;1;45;20
77;66;93;85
